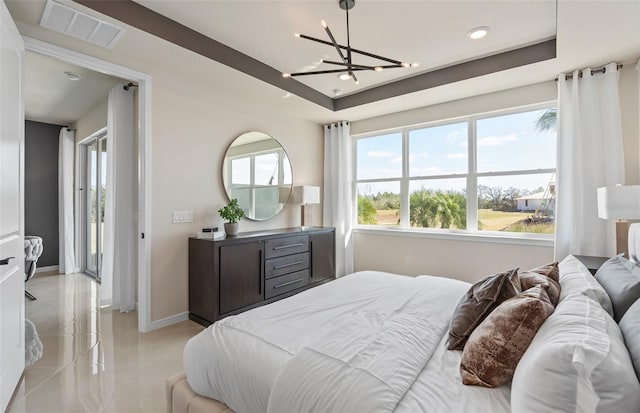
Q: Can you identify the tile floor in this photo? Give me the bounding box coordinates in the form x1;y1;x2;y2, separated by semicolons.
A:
8;272;204;413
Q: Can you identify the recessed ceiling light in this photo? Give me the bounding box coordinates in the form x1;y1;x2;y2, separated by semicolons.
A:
65;71;81;81
333;88;344;96
282;93;292;99
338;73;351;80
467;26;490;40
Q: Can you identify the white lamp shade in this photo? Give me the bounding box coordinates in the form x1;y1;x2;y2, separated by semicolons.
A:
293;186;320;205
597;185;640;220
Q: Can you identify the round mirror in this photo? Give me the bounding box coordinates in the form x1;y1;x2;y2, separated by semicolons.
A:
222;131;293;221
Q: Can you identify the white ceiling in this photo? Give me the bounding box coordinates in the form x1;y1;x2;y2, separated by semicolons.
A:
24;51;125;125
7;0;640;124
135;0;558;97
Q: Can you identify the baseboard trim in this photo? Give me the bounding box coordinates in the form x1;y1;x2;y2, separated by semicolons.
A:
149;311;189;331
35;265;59;274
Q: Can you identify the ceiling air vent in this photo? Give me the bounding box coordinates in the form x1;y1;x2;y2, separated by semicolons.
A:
40;0;124;49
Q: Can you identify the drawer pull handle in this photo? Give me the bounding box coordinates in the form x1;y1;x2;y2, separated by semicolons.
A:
273;278;303;289
273;243;304;251
273;261;304;270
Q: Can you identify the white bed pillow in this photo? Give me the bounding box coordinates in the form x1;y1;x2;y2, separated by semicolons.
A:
558;254;613;316
511;293;640;413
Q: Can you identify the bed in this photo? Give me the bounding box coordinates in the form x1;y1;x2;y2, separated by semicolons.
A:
167;226;640;413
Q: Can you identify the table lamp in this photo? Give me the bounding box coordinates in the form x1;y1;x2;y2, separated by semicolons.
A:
597;185;640;256
293;186;320;227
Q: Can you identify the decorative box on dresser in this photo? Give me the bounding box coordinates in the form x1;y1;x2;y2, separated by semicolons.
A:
189;227;335;326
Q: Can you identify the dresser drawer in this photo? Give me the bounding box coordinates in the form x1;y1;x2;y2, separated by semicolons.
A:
265;252;309;280
265;269;310;299
264;235;309;259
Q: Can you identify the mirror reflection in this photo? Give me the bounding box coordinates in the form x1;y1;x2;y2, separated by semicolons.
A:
222;132;293;221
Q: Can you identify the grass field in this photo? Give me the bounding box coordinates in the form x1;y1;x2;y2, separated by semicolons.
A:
371;208;554;233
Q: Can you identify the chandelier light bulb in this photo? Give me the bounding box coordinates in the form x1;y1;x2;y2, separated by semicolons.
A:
401;63;410;68
294;33;300;38
282;73;291;78
374;66;383;72
410;63;419;67
321;20;328;28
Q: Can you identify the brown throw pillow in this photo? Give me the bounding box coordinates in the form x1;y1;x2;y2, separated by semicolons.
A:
446;269;521;351
528;262;559;282
520;271;561;306
460;285;555;388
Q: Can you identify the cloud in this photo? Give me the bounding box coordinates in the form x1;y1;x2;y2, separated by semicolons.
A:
367;150;396;158
445;128;466;142
409;167;443;176
409;152;428;162
477;133;517;147
447;152;467;160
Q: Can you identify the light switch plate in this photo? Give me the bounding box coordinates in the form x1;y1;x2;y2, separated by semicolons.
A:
172;210;193;223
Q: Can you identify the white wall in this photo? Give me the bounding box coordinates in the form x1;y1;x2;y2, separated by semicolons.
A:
350;68;640;283
149;71;322;320
72;98;107;142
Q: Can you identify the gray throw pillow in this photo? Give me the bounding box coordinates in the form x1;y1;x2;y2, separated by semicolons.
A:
595;254;640;322
619;299;640;381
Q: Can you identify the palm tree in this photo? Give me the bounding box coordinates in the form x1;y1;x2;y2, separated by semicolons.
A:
410;189;466;229
357;195;378;225
535;108;557;132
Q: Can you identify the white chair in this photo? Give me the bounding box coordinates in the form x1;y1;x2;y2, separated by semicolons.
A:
24;236;43;301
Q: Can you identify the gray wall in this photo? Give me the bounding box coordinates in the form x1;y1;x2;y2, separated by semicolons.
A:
25;120;61;267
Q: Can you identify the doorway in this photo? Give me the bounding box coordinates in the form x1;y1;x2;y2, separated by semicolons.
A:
25;37;153;332
81;129;107;282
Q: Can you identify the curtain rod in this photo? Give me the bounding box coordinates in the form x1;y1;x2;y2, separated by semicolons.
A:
123;82;138;90
555;63;623;81
326;120;349;129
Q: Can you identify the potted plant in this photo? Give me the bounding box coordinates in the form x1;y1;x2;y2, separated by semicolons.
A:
218;198;245;236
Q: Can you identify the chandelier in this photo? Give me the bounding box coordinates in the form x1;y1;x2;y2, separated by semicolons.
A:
282;0;417;84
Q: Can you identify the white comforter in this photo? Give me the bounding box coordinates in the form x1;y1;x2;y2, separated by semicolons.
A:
184;271;511;413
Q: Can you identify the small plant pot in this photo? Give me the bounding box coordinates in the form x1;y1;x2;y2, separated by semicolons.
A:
224;222;239;236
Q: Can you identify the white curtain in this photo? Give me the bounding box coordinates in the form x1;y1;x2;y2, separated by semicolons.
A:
323;121;354;277
555;62;624;259
58;127;77;274
102;84;137;311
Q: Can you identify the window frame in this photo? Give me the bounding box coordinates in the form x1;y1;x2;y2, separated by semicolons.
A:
352;102;557;243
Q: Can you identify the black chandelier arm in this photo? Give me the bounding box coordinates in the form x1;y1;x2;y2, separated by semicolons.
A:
287;67;369;77
322;24;348;65
296;33;404;66
321;60;379;70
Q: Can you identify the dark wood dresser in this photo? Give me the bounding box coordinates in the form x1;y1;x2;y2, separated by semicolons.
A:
188;227;335;326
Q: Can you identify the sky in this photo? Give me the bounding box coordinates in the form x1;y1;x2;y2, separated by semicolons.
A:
357;108;556;196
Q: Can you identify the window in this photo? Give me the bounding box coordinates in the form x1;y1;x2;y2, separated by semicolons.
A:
354;105;556;236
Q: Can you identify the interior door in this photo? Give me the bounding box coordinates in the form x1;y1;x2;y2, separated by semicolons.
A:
0;1;25;411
